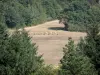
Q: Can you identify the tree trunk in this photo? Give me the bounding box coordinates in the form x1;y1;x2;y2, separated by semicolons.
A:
64;23;68;31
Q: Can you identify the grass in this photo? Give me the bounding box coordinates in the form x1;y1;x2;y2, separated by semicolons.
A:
69;23;86;32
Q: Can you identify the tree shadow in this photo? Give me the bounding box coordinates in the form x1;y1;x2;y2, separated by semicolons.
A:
48;27;65;31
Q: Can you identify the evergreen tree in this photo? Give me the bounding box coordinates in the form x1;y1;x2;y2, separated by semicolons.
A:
57;0;90;31
1;0;66;28
59;38;97;75
77;4;100;74
42;0;61;20
78;22;100;75
7;30;43;75
0;28;43;75
0;22;9;75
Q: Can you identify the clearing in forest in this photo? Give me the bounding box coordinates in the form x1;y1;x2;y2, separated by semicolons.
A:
25;20;86;66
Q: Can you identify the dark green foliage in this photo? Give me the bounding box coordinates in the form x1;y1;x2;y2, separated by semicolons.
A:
57;0;90;31
5;5;24;28
59;0;90;24
7;30;43;75
0;8;43;74
88;0;100;4
57;0;69;8
33;65;58;75
78;24;100;74
68;23;86;32
77;6;100;74
1;0;25;28
0;0;64;28
58;0;100;32
42;0;61;20
58;0;100;74
68;5;100;32
0;27;43;75
0;22;10;75
59;38;97;75
1;0;100;29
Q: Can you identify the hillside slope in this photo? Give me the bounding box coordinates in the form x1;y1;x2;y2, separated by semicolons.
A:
25;20;86;65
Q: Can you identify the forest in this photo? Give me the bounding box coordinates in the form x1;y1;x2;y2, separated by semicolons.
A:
0;0;100;75
0;0;62;28
0;0;100;30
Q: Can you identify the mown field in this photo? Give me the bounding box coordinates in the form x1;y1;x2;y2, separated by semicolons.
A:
25;20;86;65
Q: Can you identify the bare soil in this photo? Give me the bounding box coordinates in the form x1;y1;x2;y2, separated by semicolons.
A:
25;20;86;66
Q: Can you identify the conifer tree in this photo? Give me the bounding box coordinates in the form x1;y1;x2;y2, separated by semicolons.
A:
59;38;97;75
7;30;43;75
77;4;100;74
78;23;100;75
0;16;10;75
0;27;43;75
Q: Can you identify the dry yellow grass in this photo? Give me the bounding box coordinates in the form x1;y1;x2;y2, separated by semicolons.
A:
24;20;86;66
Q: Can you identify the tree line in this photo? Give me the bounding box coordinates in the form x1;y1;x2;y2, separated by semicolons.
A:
58;0;100;31
0;0;62;28
0;0;99;28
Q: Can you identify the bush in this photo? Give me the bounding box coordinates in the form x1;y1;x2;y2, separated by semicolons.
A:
33;65;58;75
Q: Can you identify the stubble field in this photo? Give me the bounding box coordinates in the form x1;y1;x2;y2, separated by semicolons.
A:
25;20;86;66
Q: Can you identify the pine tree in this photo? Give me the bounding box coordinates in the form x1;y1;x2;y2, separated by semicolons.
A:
77;4;100;74
78;23;100;75
0;20;10;75
59;38;97;75
7;30;43;75
0;28;43;75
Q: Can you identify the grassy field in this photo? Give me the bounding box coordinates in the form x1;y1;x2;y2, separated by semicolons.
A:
24;20;86;66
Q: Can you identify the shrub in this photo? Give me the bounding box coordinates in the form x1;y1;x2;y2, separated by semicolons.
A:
33;65;58;75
